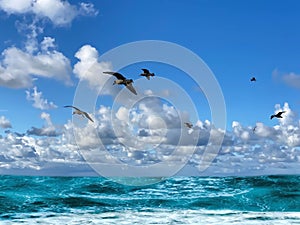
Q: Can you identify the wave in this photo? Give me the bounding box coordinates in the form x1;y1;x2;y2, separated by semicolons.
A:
0;175;299;221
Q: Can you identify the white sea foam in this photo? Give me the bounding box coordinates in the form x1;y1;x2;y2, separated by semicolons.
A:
2;210;299;225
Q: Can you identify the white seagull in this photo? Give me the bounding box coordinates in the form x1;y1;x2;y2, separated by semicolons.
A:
64;105;94;122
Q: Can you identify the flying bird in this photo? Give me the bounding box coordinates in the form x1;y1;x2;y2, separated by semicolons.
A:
250;77;256;82
64;105;94;122
103;71;137;95
184;122;193;129
140;69;155;80
270;111;286;120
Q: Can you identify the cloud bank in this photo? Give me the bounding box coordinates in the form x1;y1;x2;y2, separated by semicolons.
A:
0;101;299;176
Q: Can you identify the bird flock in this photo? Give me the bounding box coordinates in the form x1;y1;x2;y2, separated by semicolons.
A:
64;69;155;121
65;73;286;129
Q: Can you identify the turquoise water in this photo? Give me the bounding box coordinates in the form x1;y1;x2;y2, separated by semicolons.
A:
0;175;299;224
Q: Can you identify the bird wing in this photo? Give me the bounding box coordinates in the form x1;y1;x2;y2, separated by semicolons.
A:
142;69;149;74
103;72;126;80
64;105;81;111
126;83;137;95
270;115;275;119
277;111;286;116
185;122;192;128
83;112;94;122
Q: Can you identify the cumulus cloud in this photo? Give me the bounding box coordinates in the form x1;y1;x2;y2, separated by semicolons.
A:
26;86;57;110
27;112;61;137
0;101;299;176
73;45;113;90
0;116;12;129
0;0;98;26
0;37;72;88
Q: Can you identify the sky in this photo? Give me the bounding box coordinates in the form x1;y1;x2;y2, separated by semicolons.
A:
0;0;299;177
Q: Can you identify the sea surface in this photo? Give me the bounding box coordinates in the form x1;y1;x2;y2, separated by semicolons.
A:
0;175;299;224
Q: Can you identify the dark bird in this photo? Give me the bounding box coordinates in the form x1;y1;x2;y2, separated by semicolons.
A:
103;71;137;95
250;77;256;82
184;122;193;129
270;111;286;120
64;105;94;122
140;69;155;80
253;126;257;133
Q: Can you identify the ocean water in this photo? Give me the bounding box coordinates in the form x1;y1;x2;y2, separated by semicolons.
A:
0;175;299;224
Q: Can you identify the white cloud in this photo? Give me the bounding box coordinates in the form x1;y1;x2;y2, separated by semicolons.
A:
27;112;61;137
0;0;98;26
273;69;300;89
0;101;299;176
0;116;12;129
0;37;72;88
282;72;300;89
26;86;57;110
0;0;32;14
73;45;113;90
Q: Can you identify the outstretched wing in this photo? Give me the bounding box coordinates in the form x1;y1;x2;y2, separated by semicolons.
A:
126;83;137;95
270;115;275;120
103;72;126;80
83;112;94;122
64;105;80;111
142;68;150;74
277;111;286;116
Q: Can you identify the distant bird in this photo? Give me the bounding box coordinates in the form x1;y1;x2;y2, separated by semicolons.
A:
140;69;155;80
250;77;256;82
270;111;286;120
253;126;257;133
103;71;137;95
184;122;193;129
64;105;94;122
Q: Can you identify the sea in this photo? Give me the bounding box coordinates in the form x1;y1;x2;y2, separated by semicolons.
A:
0;175;299;224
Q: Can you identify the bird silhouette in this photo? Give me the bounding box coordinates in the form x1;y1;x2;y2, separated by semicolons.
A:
64;105;94;122
140;69;155;80
103;71;137;95
270;111;286;120
250;77;256;82
184;122;193;129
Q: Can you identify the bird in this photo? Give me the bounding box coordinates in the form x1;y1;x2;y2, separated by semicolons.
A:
184;122;193;129
270;111;286;120
250;77;256;82
103;71;137;95
140;69;155;80
253;126;257;133
64;105;94;122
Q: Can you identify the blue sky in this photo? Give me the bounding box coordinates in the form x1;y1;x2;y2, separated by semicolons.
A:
0;0;299;177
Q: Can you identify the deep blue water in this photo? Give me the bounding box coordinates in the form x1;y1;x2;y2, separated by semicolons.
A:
0;175;299;224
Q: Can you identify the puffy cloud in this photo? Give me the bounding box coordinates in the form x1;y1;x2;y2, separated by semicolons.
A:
0;101;299;176
0;116;12;129
26;86;57;110
27;112;61;137
0;37;72;88
73;45;113;90
0;0;98;26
